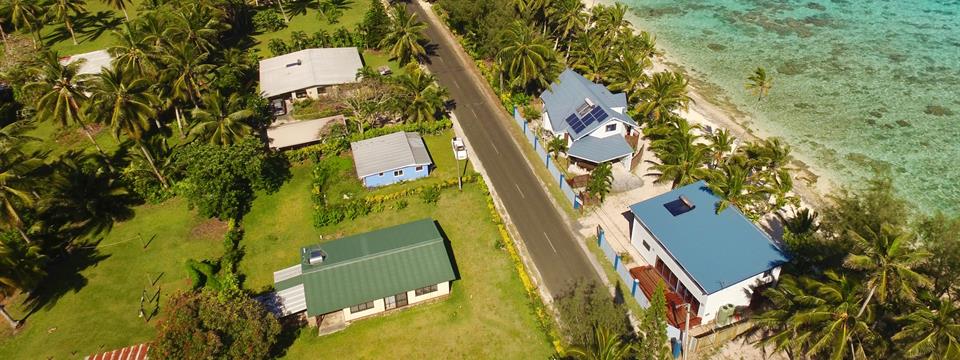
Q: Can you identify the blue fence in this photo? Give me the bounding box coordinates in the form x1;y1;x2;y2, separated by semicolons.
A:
513;107;582;209
597;227;651;308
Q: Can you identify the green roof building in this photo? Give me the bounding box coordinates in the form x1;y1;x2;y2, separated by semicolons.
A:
268;219;457;328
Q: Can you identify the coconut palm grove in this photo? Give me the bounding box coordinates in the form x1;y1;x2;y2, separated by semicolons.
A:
0;0;958;359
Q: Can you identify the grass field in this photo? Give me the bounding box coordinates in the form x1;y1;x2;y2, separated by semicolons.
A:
0;199;224;359
251;0;371;56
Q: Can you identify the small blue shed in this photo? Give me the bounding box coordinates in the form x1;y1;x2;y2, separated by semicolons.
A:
351;132;433;187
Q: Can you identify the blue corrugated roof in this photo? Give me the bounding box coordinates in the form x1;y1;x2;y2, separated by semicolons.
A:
541;69;636;137
567;135;633;163
629;181;787;294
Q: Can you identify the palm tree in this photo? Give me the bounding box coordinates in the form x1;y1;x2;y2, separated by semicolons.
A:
566;326;633;360
101;0;128;20
778;207;819;236
108;24;158;76
159;42;213;108
647;120;710;188
571;46;611;84
0;234;47;329
379;4;426;65
1;0;40;46
636;72;692;124
0;150;42;244
754;272;879;360
164;4;226;53
189;92;253;146
743;137;791;171
707;163;758;215
547;136;567;160
844;224;932;313
497;21;556;92
707;128;735;168
24;51;108;156
0;121;38;152
893;297;960;360
547;0;585;52
47;0;86;45
746;67;772;101
90;67;169;188
393;64;447;123
39;150;135;238
587;162;614;203
608;52;651;104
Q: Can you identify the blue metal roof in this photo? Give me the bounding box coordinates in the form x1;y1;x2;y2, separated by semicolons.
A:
541;69;636;137
567;135;634;163
629;181;788;294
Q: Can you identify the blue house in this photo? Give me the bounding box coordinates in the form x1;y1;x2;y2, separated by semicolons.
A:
628;181;788;328
351;132;433;187
540;69;640;167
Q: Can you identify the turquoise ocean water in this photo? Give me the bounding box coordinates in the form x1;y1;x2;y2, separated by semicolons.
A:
610;0;960;214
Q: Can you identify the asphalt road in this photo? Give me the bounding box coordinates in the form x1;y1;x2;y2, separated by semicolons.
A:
408;3;600;295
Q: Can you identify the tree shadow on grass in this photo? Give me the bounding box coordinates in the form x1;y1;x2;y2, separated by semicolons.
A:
75;11;124;43
285;0;313;18
20;244;111;322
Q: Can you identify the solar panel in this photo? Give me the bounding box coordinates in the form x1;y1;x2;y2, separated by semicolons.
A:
564;114;579;127
571;121;586;133
589;106;606;118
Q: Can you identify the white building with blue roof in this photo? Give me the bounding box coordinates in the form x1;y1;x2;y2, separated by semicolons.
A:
540;69;640;166
628;181;788;325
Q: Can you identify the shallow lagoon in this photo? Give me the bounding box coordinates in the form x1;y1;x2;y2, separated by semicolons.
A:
612;0;960;213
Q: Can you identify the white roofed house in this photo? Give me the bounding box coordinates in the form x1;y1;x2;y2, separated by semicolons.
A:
59;50;113;75
540;69;641;168
258;47;364;102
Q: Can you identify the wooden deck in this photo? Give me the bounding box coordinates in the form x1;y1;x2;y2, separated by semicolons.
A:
629;266;702;329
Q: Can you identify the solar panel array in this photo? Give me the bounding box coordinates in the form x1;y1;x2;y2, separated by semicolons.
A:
564;106;609;134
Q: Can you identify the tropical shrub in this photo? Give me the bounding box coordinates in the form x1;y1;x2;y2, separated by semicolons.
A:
253;10;286;32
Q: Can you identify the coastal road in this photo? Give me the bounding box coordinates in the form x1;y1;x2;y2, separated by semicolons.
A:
407;2;600;295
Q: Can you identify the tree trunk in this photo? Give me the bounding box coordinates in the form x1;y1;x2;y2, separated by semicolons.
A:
0;305;19;329
0;24;9;53
856;285;876;318
278;0;289;23
139;143;169;189
121;5;130;21
175;107;186;138
66;18;77;45
16;227;31;244
79;125;107;157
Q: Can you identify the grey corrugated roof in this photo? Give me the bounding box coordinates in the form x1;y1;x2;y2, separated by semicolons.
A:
258;47;363;98
567;135;634;163
275;219;456;316
350;132;432;178
541;69;636;138
629;181;788;294
266;115;344;149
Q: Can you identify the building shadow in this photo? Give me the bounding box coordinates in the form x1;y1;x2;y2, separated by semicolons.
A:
433;220;461;281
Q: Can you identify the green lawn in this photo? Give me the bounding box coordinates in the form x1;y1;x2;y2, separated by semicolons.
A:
44;0;146;56
251;0;371;56
0;199;224;359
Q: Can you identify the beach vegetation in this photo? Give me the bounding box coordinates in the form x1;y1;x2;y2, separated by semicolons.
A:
587;161;614;203
380;4;427;65
746;67;772;101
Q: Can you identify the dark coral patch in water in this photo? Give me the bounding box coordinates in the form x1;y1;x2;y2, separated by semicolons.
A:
924;105;955;116
706;43;727;51
806;2;827;11
896;120;912;127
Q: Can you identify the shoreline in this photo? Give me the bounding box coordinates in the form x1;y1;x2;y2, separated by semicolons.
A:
585;0;832;211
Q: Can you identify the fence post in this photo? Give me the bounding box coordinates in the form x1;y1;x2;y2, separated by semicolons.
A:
533;136;538;150
596;226;603;246
546;154;551;166
613;254;620;270
523;120;528;133
632;279;639;296
560;173;565;185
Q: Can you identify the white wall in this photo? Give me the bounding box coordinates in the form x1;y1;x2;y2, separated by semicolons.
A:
342;298;386;321
700;267;780;322
542;112;555;134
408;281;450;305
337;281;450;322
587;120;622;139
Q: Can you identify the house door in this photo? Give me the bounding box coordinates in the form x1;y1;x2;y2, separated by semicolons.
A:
384;292;409;310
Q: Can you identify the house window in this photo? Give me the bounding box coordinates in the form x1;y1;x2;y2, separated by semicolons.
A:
384;292;408;310
605;124;617;132
415;165;424;171
349;300;375;313
393;169;404;177
294;90;307;98
378;172;384;177
415;284;438;296
641;240;651;251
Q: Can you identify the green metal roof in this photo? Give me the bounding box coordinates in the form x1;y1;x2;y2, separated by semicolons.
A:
275;219;456;316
